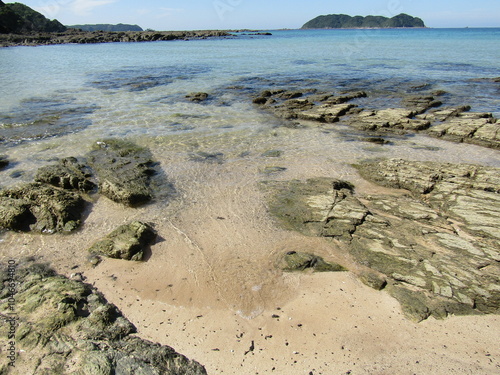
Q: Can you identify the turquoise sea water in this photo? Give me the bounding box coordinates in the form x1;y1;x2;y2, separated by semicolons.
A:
0;28;499;181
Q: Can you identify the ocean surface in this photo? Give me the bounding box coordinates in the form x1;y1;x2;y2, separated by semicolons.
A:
0;28;499;184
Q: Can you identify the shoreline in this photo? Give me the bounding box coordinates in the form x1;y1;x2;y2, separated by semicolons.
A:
0;29;235;47
0;31;499;373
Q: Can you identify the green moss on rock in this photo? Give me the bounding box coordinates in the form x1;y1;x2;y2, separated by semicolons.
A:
88;221;157;261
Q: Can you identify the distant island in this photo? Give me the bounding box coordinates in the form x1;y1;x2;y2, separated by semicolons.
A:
67;24;143;32
302;13;426;29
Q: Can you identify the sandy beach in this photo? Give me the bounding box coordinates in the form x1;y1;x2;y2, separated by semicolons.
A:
1;122;499;373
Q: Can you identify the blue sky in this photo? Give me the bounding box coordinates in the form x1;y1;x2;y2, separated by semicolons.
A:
17;0;500;30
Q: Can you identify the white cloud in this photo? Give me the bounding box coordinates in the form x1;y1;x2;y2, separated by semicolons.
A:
157;7;184;19
71;0;118;16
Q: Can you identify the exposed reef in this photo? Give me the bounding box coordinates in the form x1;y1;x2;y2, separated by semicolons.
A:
263;160;500;321
253;88;499;149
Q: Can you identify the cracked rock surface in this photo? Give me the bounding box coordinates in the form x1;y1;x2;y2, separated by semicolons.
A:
263;160;500;321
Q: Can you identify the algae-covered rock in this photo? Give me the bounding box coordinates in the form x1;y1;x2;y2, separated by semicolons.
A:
88;139;158;206
35;157;95;191
88;221;157;261
264;160;500;321
262;177;365;239
0;260;207;374
358;271;387;291
0;183;85;233
280;251;347;272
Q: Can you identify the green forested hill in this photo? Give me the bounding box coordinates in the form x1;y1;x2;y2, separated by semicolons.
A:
67;24;144;32
0;1;66;33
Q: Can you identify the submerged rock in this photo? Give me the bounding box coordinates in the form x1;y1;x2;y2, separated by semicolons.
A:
186;92;209;102
189;151;225;164
264;161;500;321
0;182;85;233
0;154;9;170
88;221;157;261
0;260;207;374
35;157;95;191
88;139;158;206
253;89;362;123
280;251;347;272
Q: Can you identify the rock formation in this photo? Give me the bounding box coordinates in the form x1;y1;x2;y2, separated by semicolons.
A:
88;221;157;261
0;183;85;233
263;160;500;321
87;139;158;206
0;260;207;374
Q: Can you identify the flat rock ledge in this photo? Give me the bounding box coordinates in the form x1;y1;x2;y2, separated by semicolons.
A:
253;88;499;149
263;160;500;321
0;260;207;374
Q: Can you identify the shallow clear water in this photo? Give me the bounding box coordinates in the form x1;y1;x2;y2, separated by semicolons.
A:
0;28;499;183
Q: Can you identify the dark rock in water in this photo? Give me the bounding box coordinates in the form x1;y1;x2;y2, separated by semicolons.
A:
264;161;500;321
35;157;95;191
261;166;287;174
262;149;283;158
0;260;207;374
253;89;363;123
88;221;157;261
0;182;85;233
0;29;233;47
88;139;157;206
280;251;347;272
0;96;97;145
9;170;24;178
186;92;209;102
0;155;8;170
362;137;392;145
189;151;225;164
402;95;442;114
